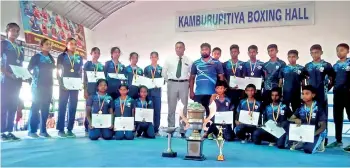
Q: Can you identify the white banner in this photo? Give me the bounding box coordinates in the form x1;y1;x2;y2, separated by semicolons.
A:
175;2;315;32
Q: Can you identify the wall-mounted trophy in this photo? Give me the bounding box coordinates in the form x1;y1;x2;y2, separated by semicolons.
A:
161;127;178;158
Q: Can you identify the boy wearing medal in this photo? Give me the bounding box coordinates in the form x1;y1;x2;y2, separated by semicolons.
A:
144;52;162;135
125;52;143;99
242;45;264;101
105;47;126;100
114;84;135;140
86;79;114;140
252;87;291;148
1;23;24;141
56;38;83;138
278;50;307;113
135;86;155;138
288;85;327;154
234;84;263;143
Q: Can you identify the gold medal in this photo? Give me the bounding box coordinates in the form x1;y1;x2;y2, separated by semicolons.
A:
70;69;74;72
247;99;256;121
98;94;106;115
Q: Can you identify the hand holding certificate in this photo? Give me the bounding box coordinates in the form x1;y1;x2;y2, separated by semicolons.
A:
91;114;112;128
132;76;149;87
135;108;154;123
10;65;32;80
229;76;246;90
238;110;260;126
114;117;134;131
150;77;165;89
262;120;286;138
86;71;105;83
63;77;82;90
289;124;315;143
245;77;262;90
108;73;126;80
214;111;234;124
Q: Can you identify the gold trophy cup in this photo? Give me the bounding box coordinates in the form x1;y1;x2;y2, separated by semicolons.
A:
215;126;225;161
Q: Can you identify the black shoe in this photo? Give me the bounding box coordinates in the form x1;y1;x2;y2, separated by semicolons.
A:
180;133;186;138
7;133;20;141
1;133;10;141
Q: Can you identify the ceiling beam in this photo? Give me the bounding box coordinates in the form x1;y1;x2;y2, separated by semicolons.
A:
77;0;107;19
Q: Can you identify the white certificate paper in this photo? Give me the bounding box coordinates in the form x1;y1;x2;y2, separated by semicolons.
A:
135;108;154;123
114;117;134;131
63;77;82;90
149;77;165;89
245;77;262;90
239;110;260;126
132;75;148;86
108;73;126;80
229;76;246;90
289;124;315;143
262;120;286;138
91;114;112;128
86;71;105;83
10;65;32;80
214;111;234;124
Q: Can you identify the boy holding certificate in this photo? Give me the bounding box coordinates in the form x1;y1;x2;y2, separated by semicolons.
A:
135;86;155;138
253;88;291;148
203;80;234;141
1;23;24;141
278;50;306;113
83;47;105;135
86;79;114;140
289;85;327;154
104;47;126;100
144;52;162;135
235;84;262;143
114;84;135;140
125;52;144;99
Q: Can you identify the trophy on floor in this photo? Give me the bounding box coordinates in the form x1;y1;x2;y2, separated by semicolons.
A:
215;126;225;161
161;127;178;157
180;102;206;161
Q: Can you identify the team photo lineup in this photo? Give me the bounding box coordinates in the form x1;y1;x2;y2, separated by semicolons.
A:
1;22;350;157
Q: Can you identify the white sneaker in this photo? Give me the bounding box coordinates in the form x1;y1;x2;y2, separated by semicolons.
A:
318;139;325;152
290;142;303;151
241;140;246;144
269;143;276;146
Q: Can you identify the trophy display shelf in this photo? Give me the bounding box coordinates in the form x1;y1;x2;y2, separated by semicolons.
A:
161;127;177;158
184;102;206;161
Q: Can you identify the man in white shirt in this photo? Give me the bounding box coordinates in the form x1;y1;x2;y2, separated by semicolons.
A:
162;41;193;138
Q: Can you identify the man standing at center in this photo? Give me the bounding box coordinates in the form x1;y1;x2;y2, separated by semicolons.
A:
162;41;192;138
190;43;225;125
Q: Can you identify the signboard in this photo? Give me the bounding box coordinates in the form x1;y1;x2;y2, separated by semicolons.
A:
19;0;87;57
176;2;315;32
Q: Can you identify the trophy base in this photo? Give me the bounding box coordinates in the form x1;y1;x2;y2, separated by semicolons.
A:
217;154;224;161
184;155;206;161
162;152;177;158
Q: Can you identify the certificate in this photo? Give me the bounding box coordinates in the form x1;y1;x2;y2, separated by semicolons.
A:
132;75;150;87
245;77;262;90
214;111;234;124
91;114;112;128
63;77;82;90
238;110;260;126
9;65;32;80
135;108;154;123
262;120;286;138
229;76;246;90
108;73;126;80
114;117;134;131
86;71;105;83
289;124;315;143
149;77;165;89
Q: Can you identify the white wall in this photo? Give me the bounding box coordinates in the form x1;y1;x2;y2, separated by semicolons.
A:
0;0;95;53
93;1;350;67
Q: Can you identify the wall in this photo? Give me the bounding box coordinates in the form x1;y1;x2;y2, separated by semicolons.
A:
0;0;95;54
93;1;350;66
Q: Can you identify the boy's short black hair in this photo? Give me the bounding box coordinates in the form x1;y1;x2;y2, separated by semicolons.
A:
118;84;129;90
212;47;221;53
245;84;256;90
6;22;20;32
310;44;322;51
302;85;316;94
267;44;278;50
175;41;185;47
337;43;349;50
248;45;258;51
200;43;211;50
215;80;229;89
287;50;299;57
150;51;159;57
230;44;239;51
271;87;282;96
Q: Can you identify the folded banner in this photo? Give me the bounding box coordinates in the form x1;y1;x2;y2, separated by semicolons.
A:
176;2;315;32
19;0;87;57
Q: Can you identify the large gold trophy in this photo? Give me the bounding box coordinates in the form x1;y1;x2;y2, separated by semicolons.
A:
216;126;225;161
180;102;206;161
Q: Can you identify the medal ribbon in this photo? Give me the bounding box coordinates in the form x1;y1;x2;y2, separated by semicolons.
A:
141;100;148;108
67;54;75;71
304;102;314;124
120;97;127;116
231;60;238;76
133;68;138;80
94;63;98;76
151;66;156;81
250;60;257;76
247;99;256;119
98;94;106;113
8;40;20;60
113;61;119;74
271;103;281;122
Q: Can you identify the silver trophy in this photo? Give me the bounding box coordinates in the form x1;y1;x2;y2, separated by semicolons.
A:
161;127;178;157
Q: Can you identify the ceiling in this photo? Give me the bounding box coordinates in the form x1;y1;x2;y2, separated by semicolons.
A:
33;0;134;30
